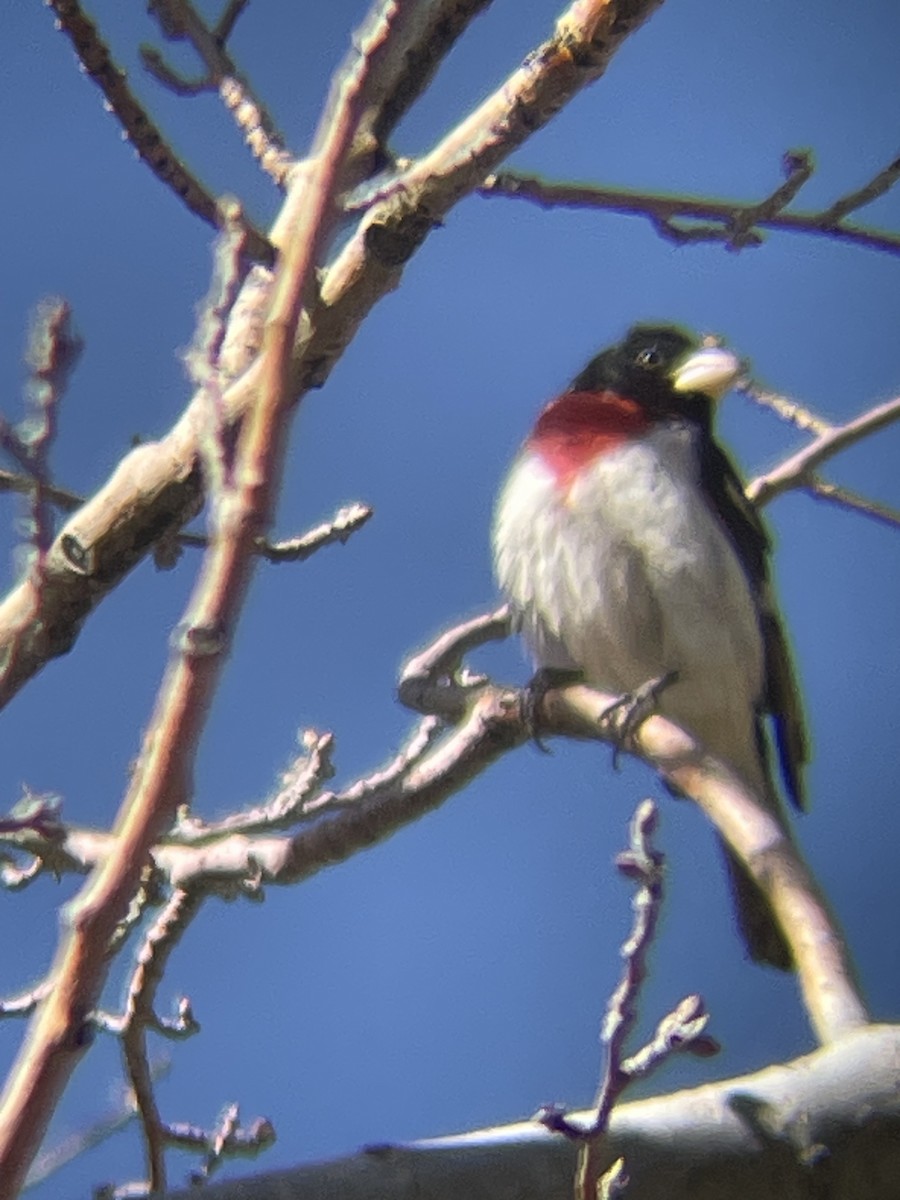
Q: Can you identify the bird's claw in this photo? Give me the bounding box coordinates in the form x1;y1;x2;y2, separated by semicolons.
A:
523;667;585;752
600;670;680;768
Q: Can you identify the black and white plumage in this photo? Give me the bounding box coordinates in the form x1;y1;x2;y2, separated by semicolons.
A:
493;324;808;969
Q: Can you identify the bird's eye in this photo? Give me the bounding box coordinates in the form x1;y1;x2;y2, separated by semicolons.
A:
635;346;661;368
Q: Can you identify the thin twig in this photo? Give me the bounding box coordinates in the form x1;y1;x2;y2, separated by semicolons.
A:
0;466;372;567
726;149;814;248
168;729;337;844
165;1108;275;1179
0;982;54;1021
117;889;203;1190
142;0;294;186
536;802;715;1198
257;502;374;561
748;394;900;506
819;152;900;225
47;0;272;262
0;300;82;592
0;0;665;714
804;477;900;531
215;0;249;45
185;199;250;505
480;158;900;256
0;470;82;514
218;78;296;186
23;1060;171;1191
737;378;833;437
0;3;406;1190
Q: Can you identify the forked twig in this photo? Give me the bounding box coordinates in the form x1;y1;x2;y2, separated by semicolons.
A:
0;3;411;1192
47;0;272;262
539;801;717;1199
481;151;900;256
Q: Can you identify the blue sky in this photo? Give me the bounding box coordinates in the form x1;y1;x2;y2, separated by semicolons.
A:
2;1;899;1194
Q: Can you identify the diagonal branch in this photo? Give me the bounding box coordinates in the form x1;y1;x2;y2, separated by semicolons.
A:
803;477;900;530
539;683;868;1045
819;153;900;225
47;0;273;263
747;394;900;506
0;0;666;712
142;0;295;186
2;605;868;1048
0;4;408;1193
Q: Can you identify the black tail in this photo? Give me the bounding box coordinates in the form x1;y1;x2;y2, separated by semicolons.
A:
720;836;792;971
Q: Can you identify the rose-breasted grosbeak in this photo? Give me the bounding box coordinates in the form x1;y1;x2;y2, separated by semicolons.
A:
493;324;808;969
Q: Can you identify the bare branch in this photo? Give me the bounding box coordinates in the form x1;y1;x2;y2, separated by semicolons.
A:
0;982;53;1022
747;394;900;507
0;0;666;713
726;149;814;249
168;729;337;843
480;154;900;256
114;888;203;1191
142;0;295;186
0;3;404;1190
338;0;493;195
24;1060;170;1191
804;477;900;531
0;461;372;567
0;300;81;593
4;610;866;1048
219;1026;900;1200
185;199;251;504
397;605;511;719
218;78;296;187
46;0;272;262
819;152;900;225
537;801;717;1199
257;502;374;561
165;1107;275;1180
737;378;833;437
0;470;82;514
215;0;249;45
542;682;868;1045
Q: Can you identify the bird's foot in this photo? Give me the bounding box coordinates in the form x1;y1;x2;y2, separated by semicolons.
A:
600;670;680;768
523;667;584;753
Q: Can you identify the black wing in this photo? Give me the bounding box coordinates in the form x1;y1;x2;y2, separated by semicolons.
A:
699;436;809;811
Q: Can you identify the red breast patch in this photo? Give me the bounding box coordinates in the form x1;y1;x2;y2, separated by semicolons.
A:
529;390;650;489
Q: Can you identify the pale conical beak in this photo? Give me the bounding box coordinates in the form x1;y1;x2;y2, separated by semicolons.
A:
671;346;743;400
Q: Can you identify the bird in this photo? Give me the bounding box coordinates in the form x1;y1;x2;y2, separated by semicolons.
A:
492;323;808;969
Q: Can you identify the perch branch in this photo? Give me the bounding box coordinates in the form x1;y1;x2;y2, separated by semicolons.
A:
539;682;868;1044
2;609;868;1048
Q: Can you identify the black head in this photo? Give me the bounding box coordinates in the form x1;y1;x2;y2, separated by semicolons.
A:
569;324;740;426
